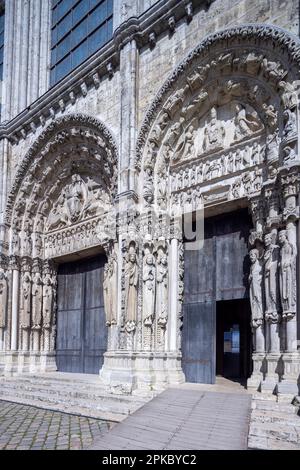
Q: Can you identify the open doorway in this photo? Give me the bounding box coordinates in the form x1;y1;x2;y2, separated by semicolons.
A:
216;299;252;382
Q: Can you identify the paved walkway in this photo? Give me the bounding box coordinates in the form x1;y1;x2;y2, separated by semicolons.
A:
90;385;252;450
0;400;113;450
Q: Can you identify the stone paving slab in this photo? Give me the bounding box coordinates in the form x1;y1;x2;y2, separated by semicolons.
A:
90;388;252;450
0;400;114;450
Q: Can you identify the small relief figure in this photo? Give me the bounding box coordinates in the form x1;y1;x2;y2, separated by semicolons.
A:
235;149;243;171
11;232;20;254
103;252;118;326
278;81;297;109
202;107;225;153
231;178;242;199
242;172;252;194
209;160;222;179
173;124;195;161
253;167;262;192
163;87;186;117
252;142;261;165
234;104;261;141
265;132;279;162
262;104;278;129
262;58;286;82
283;146;297;164
143;168;154;205
278;230;297;319
0;270;8;329
171;173;177;192
32;272;43;330
190;165;197;186
263;233;280;323
283;108;297;139
243;146;251;167
227;152;235;173
20;272;31;329
47;191;69;231
249;249;264;328
125;245;139;331
65;174;86;223
157;178;168;209
143;254;156;326
156;251;168;328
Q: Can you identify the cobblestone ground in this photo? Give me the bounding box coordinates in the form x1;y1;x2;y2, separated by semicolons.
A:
0;400;113;450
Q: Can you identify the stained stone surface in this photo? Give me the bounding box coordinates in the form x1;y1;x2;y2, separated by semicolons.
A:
0;400;113;450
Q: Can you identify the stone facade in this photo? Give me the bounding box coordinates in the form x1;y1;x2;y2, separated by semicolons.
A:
0;0;300;396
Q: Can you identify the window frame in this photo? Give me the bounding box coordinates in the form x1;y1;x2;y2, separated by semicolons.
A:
50;0;113;86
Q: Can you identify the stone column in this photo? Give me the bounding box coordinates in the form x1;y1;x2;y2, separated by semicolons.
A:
19;0;30;111
168;237;179;352
119;39;138;193
1;0;15;121
10;256;20;351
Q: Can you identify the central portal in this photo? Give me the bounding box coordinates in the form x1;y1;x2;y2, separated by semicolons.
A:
56;255;107;374
182;209;252;384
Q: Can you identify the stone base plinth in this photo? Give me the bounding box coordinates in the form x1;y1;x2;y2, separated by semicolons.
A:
247;352;266;391
100;351;185;394
0;351;57;376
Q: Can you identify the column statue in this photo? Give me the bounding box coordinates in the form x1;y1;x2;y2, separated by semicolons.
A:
156;251;168;327
124;245;138;330
263;233;280;323
42;274;54;329
278;230;297;319
32;272;43;330
249;249;263;328
0;270;8;329
103;252;117;326
143;254;156;326
20;272;31;329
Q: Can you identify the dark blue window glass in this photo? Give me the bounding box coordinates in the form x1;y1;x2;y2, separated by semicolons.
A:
50;0;113;86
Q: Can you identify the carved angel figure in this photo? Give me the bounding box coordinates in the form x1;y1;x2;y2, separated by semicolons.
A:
234;104;261;141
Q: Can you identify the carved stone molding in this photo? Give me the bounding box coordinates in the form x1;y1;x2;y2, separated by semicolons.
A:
136;24;300;169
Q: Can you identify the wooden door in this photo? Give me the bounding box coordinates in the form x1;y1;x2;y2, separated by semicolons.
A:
182;209;251;384
56;255;107;374
182;237;216;383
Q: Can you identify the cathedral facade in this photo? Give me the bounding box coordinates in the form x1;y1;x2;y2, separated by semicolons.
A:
0;0;300;398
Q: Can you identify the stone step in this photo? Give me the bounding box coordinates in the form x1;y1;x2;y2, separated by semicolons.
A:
0;393;124;422
252;399;297;414
0;378;145;404
0;387;143;421
251;409;300;426
248;435;300;450
249;421;300;444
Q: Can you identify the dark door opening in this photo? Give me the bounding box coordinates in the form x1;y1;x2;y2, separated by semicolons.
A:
56;255;107;374
216;299;252;380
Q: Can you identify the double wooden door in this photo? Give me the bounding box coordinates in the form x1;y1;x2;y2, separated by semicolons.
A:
56;255;107;374
182;209;251;384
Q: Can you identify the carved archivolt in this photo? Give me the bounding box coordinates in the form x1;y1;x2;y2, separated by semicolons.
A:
4;114;118;259
138;24;300;212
